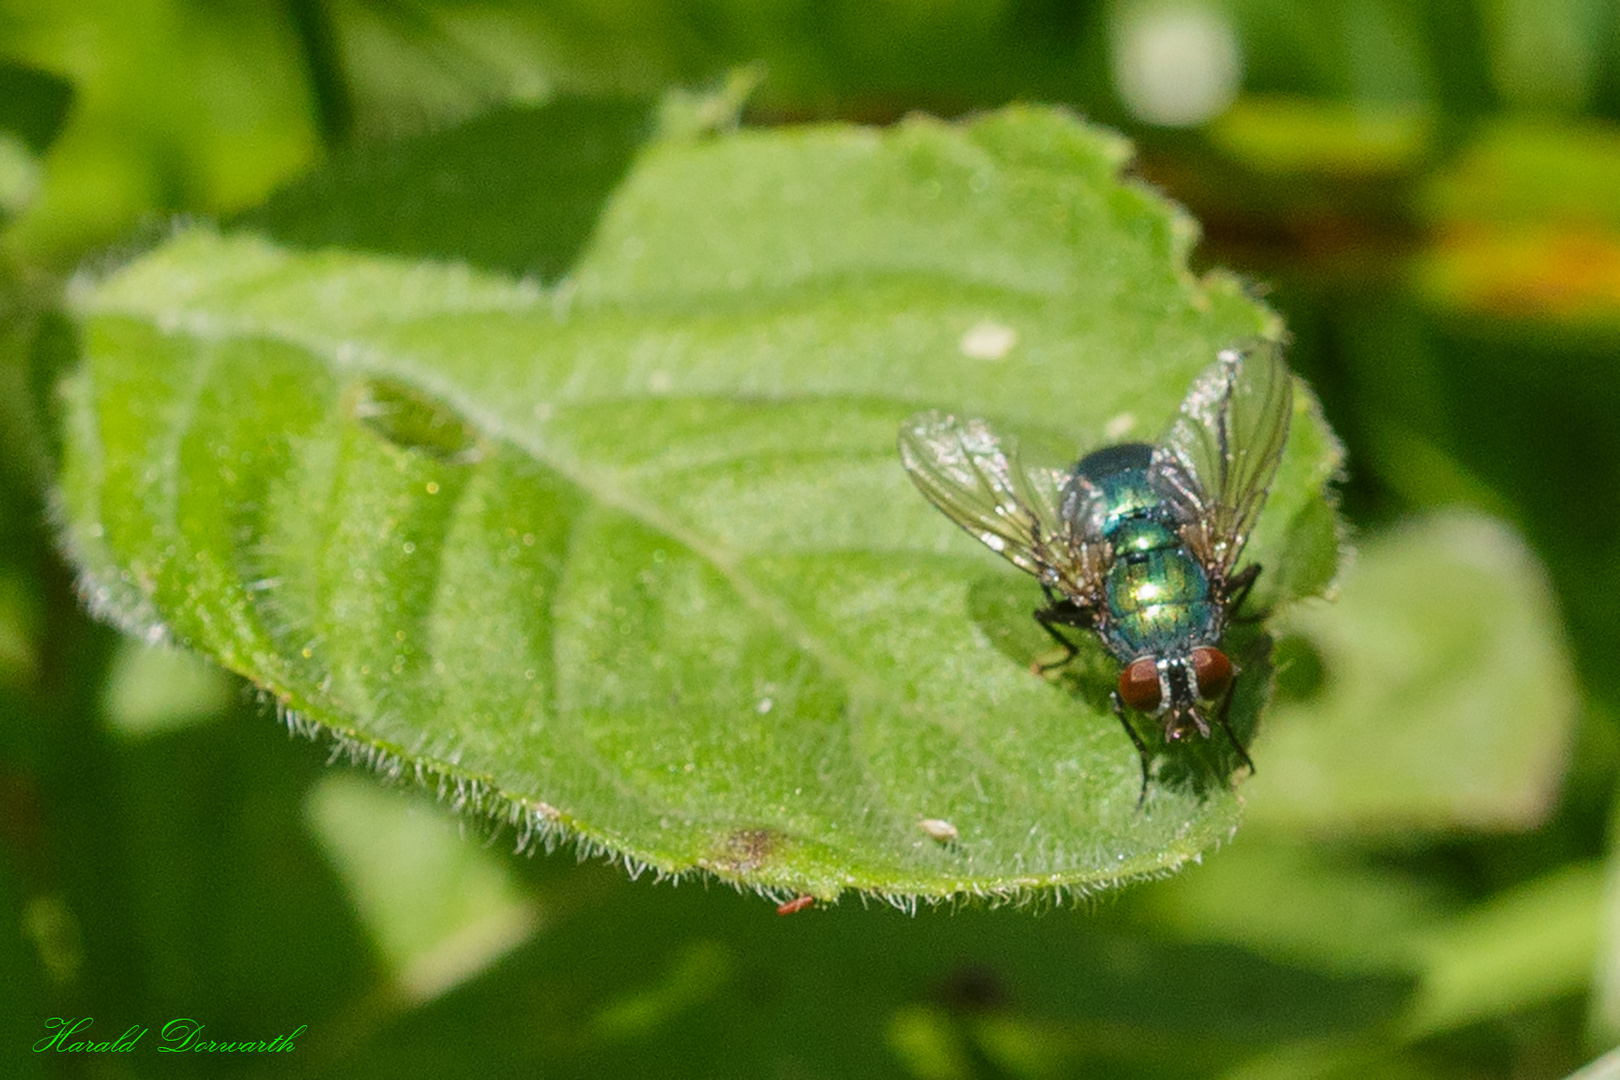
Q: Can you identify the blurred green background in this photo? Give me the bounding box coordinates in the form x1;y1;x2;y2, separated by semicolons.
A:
4;1;1620;1076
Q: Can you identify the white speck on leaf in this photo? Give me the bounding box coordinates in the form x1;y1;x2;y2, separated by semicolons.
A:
959;320;1017;360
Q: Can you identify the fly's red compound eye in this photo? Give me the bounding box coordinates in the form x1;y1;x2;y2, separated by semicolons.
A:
1117;657;1162;713
1190;646;1232;701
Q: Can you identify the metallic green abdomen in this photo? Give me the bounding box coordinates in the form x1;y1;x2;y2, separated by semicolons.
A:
1087;482;1219;660
1106;545;1215;656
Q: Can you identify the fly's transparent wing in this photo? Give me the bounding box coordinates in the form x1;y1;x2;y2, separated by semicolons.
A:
899;411;1104;598
1150;339;1293;579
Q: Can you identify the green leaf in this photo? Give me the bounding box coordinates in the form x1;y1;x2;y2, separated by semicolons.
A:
57;105;1342;900
1207;97;1432;178
1415;119;1620;336
1245;511;1578;834
1421;118;1620;232
0;858;51;1076
305;773;540;1003
100;638;236;738
0;61;70;225
1564;1049;1620;1080
1577;789;1620;1046
1125;832;1457;976
1402;861;1605;1037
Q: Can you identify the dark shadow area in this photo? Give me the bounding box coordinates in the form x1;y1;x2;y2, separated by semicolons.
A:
236;96;654;283
305;861;1415;1079
0;59;73;153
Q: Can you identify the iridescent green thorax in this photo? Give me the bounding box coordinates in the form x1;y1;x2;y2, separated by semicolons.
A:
1079;444;1161;534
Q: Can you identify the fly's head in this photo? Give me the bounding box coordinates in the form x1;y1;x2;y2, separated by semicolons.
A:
1116;646;1234;741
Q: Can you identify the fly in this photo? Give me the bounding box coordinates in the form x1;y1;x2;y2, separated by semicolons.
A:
898;340;1293;797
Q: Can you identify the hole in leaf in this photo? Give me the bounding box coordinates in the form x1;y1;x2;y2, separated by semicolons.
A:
351;378;481;463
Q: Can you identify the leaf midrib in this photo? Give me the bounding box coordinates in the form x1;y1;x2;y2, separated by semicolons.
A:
95;304;1053;860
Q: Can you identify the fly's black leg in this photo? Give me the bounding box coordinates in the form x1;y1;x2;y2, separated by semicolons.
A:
1032;591;1092;674
1212;683;1256;777
1223;563;1264;624
1033;608;1079;673
1217;565;1260;778
1112;691;1152;807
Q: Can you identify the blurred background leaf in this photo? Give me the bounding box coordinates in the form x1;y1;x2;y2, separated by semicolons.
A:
1250;511;1576;834
297;858;1411;1080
